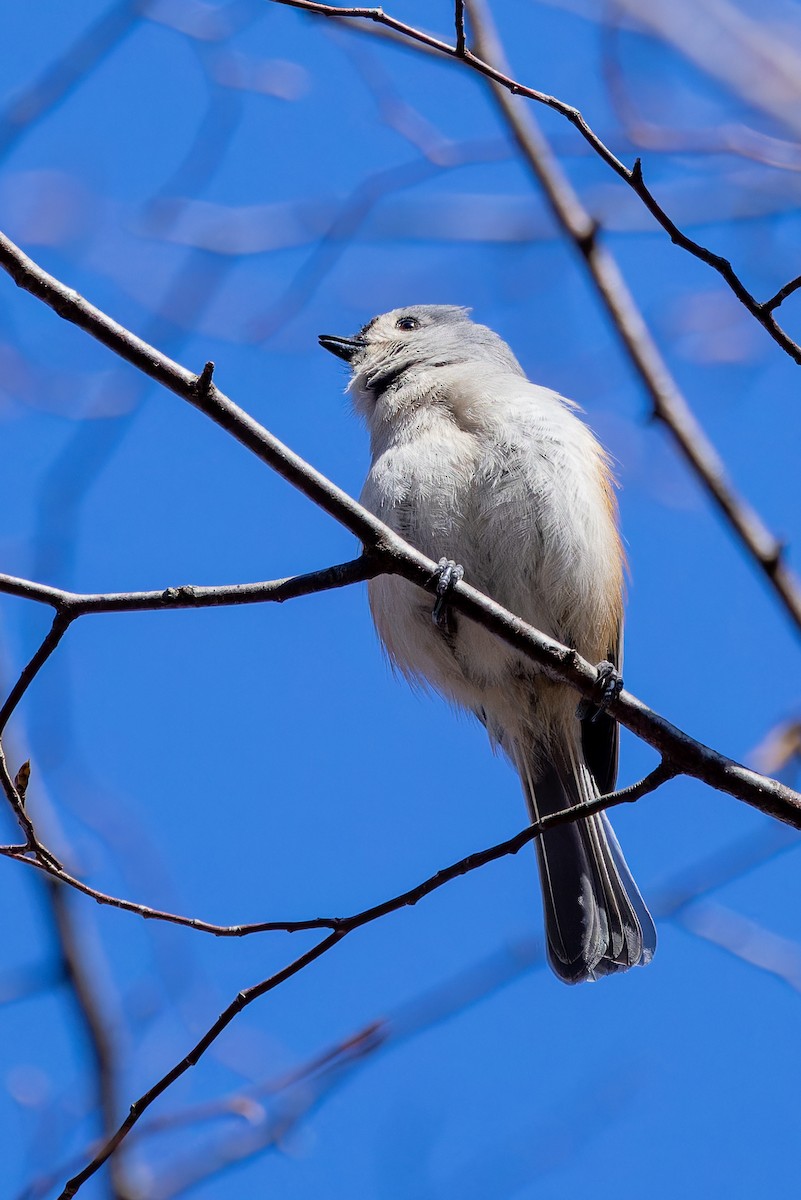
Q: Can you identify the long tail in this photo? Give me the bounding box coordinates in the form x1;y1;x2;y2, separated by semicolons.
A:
514;741;656;984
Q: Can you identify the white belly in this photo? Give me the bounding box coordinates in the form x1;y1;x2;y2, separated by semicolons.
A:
360;399;621;719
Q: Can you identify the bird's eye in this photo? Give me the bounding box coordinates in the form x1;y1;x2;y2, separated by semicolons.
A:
396;316;420;332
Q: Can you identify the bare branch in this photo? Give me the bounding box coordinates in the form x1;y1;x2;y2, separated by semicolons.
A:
0;556;379;617
0;844;336;936
0;959;65;1006
0;761;673;938
0;558;379;744
248;143;508;342
0;613;71;734
0;228;798;826
307;762;677;932
763;274;801;314
0;745;61;867
460;0;801;635
56;932;346;1198
269;0;801;364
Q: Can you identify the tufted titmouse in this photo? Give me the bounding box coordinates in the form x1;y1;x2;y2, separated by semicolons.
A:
320;306;656;983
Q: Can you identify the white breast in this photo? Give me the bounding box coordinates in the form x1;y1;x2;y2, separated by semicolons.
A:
360;372;621;706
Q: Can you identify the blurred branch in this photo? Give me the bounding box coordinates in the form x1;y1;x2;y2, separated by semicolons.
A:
131;174;801;262
46;882;133;1200
0;556;378;618
0;229;799;828
0;1;141;162
27;32;248;679
0;0;261;165
244;30;510;338
0;960;65;1006
146;0;265;43
599;10;801;171
151;1028;628;1199
462;0;801;636
752;719;801;782
590;0;801;146
248;141;508;342
271;0;801;357
0;710;131;1197
677;899;801;993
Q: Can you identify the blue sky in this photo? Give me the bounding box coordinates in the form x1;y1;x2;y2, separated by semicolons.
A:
1;2;801;1197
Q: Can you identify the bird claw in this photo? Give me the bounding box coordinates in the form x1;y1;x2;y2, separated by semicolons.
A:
432;558;464;633
577;660;623;723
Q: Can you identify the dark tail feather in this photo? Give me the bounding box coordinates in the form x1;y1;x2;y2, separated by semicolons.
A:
515;745;656;984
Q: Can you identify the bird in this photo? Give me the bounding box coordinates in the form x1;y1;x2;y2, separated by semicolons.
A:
319;305;656;983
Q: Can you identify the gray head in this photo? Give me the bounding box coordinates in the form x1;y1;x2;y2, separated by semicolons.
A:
319;306;525;416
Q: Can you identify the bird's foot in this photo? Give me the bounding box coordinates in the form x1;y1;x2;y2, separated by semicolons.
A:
432;558;464;634
577;660;623;723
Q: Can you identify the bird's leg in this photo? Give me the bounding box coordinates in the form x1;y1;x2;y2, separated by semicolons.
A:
432;557;464;635
576;660;623;723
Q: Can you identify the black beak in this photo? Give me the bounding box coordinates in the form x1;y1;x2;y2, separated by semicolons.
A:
318;333;364;363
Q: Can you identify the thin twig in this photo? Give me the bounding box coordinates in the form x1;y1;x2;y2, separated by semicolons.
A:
0;612;71;734
0;557;379;736
271;0;801;362
0;744;61;867
460;0;801;633
454;0;466;56
308;762;677;930
763;273;801;314
1;762;675;939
